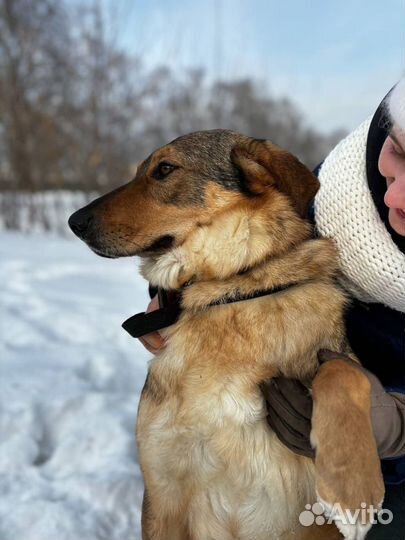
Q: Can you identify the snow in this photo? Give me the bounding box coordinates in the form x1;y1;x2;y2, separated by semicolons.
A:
0;191;97;235
0;231;151;540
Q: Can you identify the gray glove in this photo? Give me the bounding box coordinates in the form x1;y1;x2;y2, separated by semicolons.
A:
260;350;405;459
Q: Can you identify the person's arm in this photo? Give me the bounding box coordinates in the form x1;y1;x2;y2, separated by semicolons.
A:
261;351;405;459
368;370;405;458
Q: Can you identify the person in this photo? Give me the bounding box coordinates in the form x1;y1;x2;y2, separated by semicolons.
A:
262;78;405;540
138;77;405;539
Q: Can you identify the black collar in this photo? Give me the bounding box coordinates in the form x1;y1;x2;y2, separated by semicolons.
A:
122;282;299;339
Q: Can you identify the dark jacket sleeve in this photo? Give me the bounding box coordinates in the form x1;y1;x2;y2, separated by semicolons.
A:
346;299;405;459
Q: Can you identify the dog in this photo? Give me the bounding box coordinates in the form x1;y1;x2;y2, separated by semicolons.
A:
69;130;384;540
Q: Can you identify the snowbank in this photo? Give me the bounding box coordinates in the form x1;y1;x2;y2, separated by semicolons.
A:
0;191;98;235
0;231;150;540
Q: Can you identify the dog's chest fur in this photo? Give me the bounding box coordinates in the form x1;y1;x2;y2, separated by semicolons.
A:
137;284;345;539
138;354;315;539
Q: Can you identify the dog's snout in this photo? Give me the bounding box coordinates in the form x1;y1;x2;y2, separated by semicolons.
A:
68;209;94;237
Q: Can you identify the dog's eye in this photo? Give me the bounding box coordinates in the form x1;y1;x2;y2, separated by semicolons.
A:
153;162;176;180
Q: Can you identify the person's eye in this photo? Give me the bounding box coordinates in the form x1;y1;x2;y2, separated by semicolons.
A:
390;145;405;159
389;138;405;158
152;162;177;180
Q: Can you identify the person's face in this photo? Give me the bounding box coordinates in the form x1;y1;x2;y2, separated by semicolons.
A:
378;126;405;236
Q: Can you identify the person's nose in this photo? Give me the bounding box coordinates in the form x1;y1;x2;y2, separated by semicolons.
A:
384;172;405;209
378;141;395;180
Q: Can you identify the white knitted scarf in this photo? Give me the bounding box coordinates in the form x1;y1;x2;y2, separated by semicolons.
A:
315;118;405;313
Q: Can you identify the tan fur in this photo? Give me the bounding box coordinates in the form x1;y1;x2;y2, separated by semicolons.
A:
72;131;384;539
137;188;349;539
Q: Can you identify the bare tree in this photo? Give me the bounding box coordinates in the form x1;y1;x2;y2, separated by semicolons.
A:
0;0;346;231
0;0;72;190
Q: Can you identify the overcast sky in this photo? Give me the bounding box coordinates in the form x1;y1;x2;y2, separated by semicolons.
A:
108;0;404;133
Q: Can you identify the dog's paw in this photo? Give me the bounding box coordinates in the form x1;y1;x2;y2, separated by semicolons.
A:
311;358;385;540
334;520;372;540
314;446;384;540
318;497;378;540
141;249;191;290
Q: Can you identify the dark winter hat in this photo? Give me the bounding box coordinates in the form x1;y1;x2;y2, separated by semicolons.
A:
366;82;405;254
388;76;405;132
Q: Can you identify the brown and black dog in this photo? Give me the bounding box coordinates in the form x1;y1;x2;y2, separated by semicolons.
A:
69;130;384;540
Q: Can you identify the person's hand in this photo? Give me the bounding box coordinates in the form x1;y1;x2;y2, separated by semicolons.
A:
261;350;365;457
261;349;405;459
260;378;314;457
259;350;364;458
138;294;166;354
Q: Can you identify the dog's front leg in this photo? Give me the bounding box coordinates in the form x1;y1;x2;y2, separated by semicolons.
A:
141;489;191;540
311;355;385;540
141;489;165;540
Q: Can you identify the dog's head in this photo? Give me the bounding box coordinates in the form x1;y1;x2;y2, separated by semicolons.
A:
69;130;319;284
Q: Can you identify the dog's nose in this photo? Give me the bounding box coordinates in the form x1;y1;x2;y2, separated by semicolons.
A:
68;208;94;237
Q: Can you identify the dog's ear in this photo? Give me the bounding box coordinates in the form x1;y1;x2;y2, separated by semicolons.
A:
231;139;319;218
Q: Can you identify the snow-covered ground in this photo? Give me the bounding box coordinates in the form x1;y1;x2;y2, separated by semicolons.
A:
0;231;151;540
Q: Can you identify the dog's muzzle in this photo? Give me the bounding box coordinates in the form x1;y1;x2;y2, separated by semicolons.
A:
68;208;117;258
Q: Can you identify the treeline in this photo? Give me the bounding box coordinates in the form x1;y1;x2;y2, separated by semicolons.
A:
0;0;345;195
